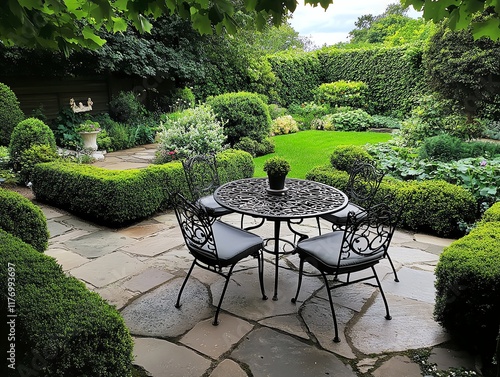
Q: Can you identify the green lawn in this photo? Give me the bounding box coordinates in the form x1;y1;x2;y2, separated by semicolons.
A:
253;130;393;178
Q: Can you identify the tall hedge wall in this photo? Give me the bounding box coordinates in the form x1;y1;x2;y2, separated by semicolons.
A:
265;45;430;117
266;51;323;107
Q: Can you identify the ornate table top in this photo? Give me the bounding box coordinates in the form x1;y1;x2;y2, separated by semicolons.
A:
214;178;347;220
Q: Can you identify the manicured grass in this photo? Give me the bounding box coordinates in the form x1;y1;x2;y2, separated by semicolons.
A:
253;130;393;178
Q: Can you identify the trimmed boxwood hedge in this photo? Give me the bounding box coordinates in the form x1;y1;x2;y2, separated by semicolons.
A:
31;149;253;226
481;201;500;223
0;188;48;252
434;220;500;368
0;230;134;377
306;165;477;237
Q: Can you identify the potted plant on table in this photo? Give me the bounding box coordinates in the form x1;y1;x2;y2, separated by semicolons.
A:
76;120;101;150
263;156;291;192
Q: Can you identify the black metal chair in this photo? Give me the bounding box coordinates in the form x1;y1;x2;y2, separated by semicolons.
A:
318;161;385;233
172;192;267;325
182;154;233;218
317;162;399;281
292;199;403;343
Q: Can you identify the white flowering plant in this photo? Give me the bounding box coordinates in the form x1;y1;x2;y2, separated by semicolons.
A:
154;104;227;163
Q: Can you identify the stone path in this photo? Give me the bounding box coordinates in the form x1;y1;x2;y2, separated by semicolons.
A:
38;145;479;377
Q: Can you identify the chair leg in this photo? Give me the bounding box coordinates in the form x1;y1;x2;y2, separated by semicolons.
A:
256;251;268;300
385;253;399;282
213;265;236;326
316;216;322;235
291;257;305;304
371;266;392;320
321;271;341;343
175;260;196;309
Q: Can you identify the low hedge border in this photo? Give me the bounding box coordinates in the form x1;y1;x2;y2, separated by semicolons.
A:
0;188;49;252
0;230;134;376
306;165;477;237
481;201;500;223
434;219;500;370
31;149;253;226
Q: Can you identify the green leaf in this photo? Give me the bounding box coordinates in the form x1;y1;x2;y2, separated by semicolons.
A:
191;13;213;35
112;17;128;32
472;18;500;40
82;25;106;46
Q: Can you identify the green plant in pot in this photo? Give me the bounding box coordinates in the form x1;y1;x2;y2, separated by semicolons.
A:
263;156;291;191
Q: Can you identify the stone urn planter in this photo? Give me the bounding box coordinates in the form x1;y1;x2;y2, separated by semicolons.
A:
78;131;99;151
263;156;291;194
76;120;101;151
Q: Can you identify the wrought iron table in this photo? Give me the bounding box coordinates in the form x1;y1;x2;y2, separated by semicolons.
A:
214;178;348;300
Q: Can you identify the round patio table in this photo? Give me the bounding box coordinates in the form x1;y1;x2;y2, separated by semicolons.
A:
214;178;348;300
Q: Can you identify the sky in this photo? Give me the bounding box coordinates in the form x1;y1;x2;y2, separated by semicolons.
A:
289;0;421;47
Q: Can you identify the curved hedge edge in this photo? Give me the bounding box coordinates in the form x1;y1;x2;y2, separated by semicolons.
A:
433;221;500;361
31;149;254;226
481;201;500;223
306;164;477;237
0;230;134;376
0;188;48;252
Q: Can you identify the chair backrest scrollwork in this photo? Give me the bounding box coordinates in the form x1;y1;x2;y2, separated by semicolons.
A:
182;154;221;201
346;162;385;208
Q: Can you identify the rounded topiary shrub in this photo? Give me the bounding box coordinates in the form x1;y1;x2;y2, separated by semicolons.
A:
329;145;373;172
0;188;49;252
9;118;56;157
109;90;147;124
0;230;134;377
434;221;500;369
0;82;25;146
206;92;272;145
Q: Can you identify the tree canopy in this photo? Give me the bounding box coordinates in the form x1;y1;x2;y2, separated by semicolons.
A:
2;1;500;56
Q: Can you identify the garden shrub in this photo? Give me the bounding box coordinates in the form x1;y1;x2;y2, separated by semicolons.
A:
434;221;500;368
0;82;24;146
323;109;372;132
18;144;59;183
329;145;373;172
313;80;368;109
9;118;57;176
480;201;500;223
235;137;275;157
442;114;484;140
51;108;87;149
370;114;402;129
271;115;299;135
268;104;288;119
155;104;226;163
0;188;48;252
288;102;330;130
109;91;147;124
399;180;477;236
0;230;134;376
0;146;10;169
306;165;477;236
418;134;464;161
31;149;253;225
206;92;272;145
255;137;275;156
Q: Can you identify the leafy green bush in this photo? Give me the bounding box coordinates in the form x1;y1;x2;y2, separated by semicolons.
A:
271;115;299;135
268;104;288;119
400;180;477;236
0;146;9;169
0;188;48;252
155;104;226;163
0;230;134;376
418;134;464;161
206;92;271;145
434;221;500;367
288;102;330;130
329;145;373;172
18;144;59;183
323;109;372;131
307;165;477;236
234;137;275;157
31;149;253;225
9;118;57;175
51;108;87;149
313;80;368;109
371;114;402;129
482;120;500;140
481;201;500;223
0;82;24;146
109;91;147;124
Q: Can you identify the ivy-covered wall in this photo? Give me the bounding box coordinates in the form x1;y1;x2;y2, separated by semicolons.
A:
265;45;431;117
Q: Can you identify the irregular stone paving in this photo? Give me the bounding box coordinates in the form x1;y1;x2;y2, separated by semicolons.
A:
35;146;479;377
